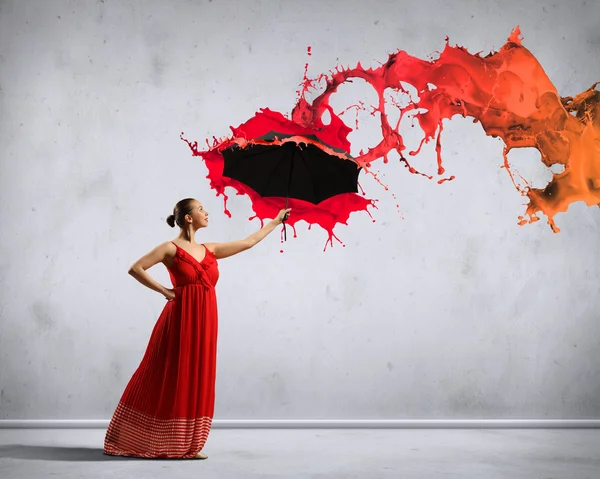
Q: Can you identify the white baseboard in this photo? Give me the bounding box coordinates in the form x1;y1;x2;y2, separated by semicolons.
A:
1;419;599;429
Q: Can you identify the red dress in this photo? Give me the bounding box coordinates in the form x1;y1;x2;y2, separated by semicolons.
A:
104;242;219;458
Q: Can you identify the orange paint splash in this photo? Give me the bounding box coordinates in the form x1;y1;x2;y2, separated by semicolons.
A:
291;26;600;231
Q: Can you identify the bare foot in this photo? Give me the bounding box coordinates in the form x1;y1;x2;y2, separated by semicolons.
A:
194;451;208;459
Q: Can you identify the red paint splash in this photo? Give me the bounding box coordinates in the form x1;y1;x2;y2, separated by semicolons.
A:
181;107;376;250
184;26;600;244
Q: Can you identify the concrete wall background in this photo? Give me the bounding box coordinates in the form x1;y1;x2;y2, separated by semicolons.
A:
1;0;599;420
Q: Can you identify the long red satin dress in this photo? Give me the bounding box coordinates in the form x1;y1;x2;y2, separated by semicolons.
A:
104;242;219;458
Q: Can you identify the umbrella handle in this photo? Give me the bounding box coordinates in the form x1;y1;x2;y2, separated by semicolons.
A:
281;148;293;233
282;195;289;241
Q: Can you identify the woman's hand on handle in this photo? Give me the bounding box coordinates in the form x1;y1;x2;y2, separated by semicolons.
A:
274;208;292;225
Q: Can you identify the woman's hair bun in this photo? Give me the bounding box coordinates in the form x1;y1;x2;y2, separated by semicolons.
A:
166;214;176;228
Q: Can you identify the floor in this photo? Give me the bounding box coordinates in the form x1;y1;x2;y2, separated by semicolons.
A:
0;428;599;478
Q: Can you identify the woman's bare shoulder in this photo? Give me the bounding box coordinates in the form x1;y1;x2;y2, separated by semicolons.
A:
202;242;218;253
147;240;177;259
156;241;177;265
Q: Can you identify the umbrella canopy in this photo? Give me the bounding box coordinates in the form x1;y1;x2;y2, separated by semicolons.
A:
221;134;361;240
183;109;376;250
221;134;361;205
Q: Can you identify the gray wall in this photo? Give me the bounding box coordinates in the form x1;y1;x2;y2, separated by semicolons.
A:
1;0;599;421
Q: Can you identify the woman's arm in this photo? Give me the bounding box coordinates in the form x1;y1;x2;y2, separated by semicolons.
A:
127;242;176;299
205;208;290;260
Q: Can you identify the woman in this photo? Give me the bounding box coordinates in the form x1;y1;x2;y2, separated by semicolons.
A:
104;198;290;459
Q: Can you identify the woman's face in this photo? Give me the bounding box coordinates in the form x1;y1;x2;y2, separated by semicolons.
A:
187;200;209;229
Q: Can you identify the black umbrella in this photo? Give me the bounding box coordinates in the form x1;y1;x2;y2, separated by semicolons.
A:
221;132;361;240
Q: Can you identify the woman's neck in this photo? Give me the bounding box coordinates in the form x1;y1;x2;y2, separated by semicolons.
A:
178;227;197;243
